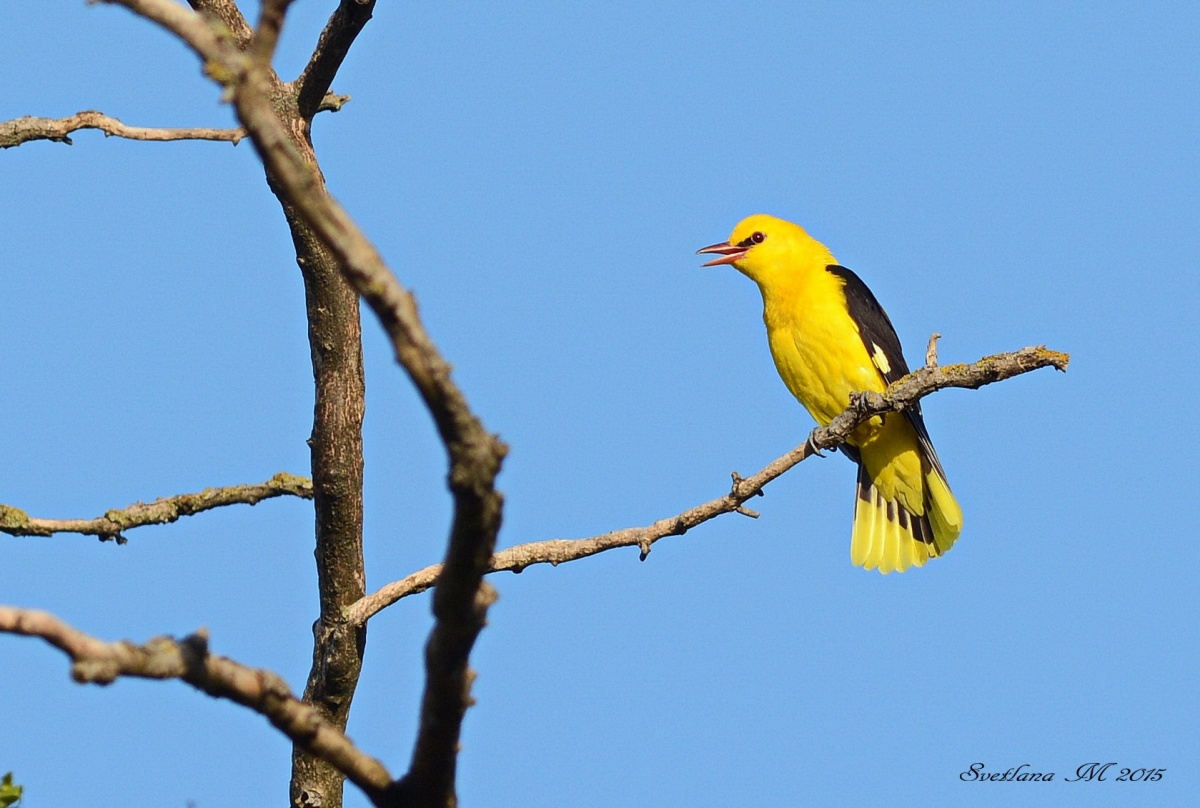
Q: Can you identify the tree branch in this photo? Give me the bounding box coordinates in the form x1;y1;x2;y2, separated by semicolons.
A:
286;171;369;808
295;0;376;120
249;0;296;63
0;473;313;543
345;346;1070;626
240;7;372;807
0;606;393;806
0;111;243;149
126;7;509;804
187;0;253;50
88;6;371;805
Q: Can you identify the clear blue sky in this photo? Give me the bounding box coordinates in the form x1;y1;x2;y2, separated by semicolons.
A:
3;2;1197;806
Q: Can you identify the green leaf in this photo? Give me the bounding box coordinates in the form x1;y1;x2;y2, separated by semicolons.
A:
0;772;22;808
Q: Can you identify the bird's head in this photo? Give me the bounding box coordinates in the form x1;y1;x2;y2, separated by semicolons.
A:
697;213;833;285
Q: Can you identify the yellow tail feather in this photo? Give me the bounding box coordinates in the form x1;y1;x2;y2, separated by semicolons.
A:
849;463;961;574
925;465;963;556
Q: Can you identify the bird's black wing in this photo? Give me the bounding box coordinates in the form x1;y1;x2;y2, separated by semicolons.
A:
826;265;909;384
825;264;947;479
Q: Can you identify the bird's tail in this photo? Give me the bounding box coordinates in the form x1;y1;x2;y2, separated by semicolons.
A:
849;460;963;574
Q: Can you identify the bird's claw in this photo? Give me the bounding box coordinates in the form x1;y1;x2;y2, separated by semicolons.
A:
806;431;827;457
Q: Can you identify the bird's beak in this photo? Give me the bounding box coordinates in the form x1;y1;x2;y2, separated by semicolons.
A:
696;241;746;266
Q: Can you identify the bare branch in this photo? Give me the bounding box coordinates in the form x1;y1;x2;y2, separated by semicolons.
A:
149;4;372;804
288;192;369;808
345;346;1070;626
295;0;376;120
0;110;243;149
0;606;393;805
0;473;313;543
184;12;505;805
249;0;296;63
187;0;253;50
96;3;506;804
168;2;503;802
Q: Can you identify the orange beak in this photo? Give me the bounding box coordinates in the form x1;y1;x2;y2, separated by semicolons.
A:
696;241;747;266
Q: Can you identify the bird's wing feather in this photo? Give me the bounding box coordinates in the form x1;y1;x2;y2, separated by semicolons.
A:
825;264;909;384
825;264;947;479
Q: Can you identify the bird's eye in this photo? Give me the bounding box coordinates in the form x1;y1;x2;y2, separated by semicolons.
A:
736;231;767;248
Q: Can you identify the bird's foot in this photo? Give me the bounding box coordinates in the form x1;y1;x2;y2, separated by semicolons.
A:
805;430;827;457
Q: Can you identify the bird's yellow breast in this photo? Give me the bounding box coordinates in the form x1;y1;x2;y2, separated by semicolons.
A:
763;275;925;513
760;268;884;428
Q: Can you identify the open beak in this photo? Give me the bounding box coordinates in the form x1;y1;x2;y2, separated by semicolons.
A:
696;241;747;266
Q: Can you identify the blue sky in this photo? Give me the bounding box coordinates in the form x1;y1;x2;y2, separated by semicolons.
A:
3;2;1197;806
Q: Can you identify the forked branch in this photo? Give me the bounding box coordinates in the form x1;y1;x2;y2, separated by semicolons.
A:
90;3;506;806
296;0;377;119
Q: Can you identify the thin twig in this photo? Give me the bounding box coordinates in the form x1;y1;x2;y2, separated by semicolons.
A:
0;606;393;805
0;473;313;543
318;92;352;113
0;111;243;149
926;332;941;367
344;346;1070;626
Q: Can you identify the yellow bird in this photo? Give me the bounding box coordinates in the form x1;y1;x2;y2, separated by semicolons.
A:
698;214;962;573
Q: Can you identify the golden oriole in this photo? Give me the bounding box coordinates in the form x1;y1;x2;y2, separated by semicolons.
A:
698;214;962;573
